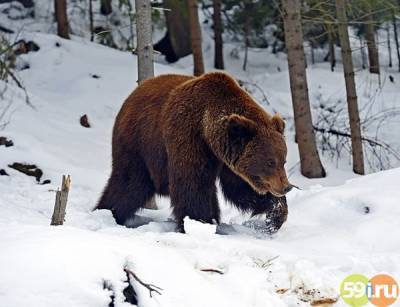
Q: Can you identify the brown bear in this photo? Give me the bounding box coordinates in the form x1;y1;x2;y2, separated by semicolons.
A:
96;72;292;232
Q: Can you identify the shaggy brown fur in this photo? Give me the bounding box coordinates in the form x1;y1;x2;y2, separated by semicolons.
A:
96;72;291;232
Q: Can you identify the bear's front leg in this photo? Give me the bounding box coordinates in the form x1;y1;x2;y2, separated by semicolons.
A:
168;159;220;232
263;196;288;234
219;165;288;233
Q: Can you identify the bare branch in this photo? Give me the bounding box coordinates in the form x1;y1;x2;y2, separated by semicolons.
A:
124;267;163;298
200;268;224;275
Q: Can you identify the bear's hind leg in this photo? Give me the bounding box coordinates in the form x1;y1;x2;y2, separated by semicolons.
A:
96;158;155;225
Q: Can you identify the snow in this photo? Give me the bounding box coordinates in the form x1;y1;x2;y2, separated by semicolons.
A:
0;20;400;307
183;217;217;237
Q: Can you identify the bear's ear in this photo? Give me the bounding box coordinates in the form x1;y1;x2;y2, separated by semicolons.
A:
271;114;285;134
225;114;257;142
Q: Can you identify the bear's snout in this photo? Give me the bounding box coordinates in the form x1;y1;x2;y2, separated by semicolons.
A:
283;185;293;194
264;172;292;197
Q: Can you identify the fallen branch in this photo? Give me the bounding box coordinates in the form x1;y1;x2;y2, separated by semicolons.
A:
200;268;224;275
313;126;400;160
311;297;338;306
8;162;42;182
0;24;14;34
124;267;163;298
254;255;280;269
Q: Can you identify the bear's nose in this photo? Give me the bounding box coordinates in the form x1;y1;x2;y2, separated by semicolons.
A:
283;185;293;194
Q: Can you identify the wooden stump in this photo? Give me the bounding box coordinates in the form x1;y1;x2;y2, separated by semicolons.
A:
51;175;71;225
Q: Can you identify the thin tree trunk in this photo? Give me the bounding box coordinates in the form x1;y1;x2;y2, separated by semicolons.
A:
212;0;224;69
54;0;69;39
310;40;315;65
364;13;380;74
89;0;94;42
335;0;365;175
282;0;325;178
100;0;112;16
386;24;393;68
327;25;336;72
125;0;135;50
392;11;400;72
187;0;205;76
359;36;367;69
243;15;250;71
135;0;154;83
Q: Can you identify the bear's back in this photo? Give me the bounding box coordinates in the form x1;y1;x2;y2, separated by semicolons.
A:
113;74;193;146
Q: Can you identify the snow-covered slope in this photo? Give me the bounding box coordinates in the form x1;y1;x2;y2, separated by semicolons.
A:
1;33;400;307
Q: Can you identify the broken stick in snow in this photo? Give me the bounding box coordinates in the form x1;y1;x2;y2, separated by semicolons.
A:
124;267;163;298
200;268;224;275
51;175;71;226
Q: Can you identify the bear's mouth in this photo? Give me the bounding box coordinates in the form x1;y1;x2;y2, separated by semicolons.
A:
250;176;286;197
226;166;285;197
268;190;285;197
241;175;278;196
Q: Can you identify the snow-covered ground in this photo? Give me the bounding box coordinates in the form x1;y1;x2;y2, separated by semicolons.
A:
1;27;400;307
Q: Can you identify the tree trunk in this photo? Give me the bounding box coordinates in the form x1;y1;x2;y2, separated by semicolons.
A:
187;0;205;76
135;0;154;83
327;25;336;72
212;0;224;69
364;13;380;74
310;40;315;65
89;0;94;42
54;0;69;39
100;0;112;16
393;11;400;72
387;23;392;68
155;0;192;63
128;3;135;50
243;14;250;71
335;0;365;175
282;0;325;178
359;36;367;69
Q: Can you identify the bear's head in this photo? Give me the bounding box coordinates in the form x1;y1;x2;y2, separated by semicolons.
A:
221;113;292;197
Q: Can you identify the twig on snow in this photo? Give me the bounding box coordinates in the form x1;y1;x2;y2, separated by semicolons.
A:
124;267;163;298
200;268;224;275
